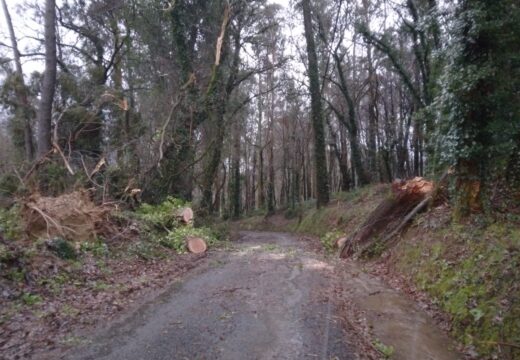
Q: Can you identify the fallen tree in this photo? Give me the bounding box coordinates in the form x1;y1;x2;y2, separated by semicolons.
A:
339;177;437;258
21;190;112;242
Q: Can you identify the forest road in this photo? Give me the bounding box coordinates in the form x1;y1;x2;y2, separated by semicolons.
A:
67;231;355;360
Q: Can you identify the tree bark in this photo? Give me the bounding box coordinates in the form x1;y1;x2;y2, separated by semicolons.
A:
302;0;330;208
37;0;57;158
331;53;370;186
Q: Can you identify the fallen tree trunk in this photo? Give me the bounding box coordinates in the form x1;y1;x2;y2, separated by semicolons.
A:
340;177;434;258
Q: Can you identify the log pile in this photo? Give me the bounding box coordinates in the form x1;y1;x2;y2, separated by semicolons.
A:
174;207;207;253
340;177;435;258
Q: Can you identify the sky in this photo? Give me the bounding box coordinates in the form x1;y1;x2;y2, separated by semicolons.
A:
0;0;294;76
0;0;44;73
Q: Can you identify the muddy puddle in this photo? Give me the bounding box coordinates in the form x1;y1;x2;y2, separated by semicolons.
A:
339;261;461;360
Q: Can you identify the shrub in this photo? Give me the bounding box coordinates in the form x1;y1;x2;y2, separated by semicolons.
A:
0;205;22;240
158;226;217;253
136;197;218;254
80;239;109;257
321;230;344;253
46;237;77;260
0;174;20;196
136;196;186;230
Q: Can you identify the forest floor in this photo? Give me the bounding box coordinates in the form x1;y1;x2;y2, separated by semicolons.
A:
49;231;460;360
3;185;516;359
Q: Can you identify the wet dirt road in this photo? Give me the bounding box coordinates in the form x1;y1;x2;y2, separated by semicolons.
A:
68;232;354;360
67;231;461;360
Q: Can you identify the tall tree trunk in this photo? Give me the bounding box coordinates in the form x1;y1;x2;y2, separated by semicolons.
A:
199;4;233;212
37;0;57;157
302;0;330;208
256;74;265;209
367;44;378;179
231;120;241;219
332;53;370;186
326;117;350;191
2;0;35;161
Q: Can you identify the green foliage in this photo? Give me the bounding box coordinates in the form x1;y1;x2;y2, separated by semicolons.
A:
136;196;186;230
433;0;520;182
136;197;217;254
59;106;102;155
36;162;70;196
47;237;77;260
321;230;343;253
128;240;166;260
361;239;386;259
158;226;216;253
0;174;20;196
80;239;109;258
397;221;520;357
373;338;394;358
6;268;25;282
21;293;42;306
0;243;9;262
0;205;22;240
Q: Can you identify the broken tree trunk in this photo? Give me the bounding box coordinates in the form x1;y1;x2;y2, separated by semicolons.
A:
186;236;207;254
340;177;434;258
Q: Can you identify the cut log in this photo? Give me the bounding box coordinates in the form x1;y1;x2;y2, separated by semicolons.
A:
335;236;348;249
186;236;207;254
176;207;194;224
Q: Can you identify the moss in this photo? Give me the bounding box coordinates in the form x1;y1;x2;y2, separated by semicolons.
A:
293;207;330;236
395;220;520;358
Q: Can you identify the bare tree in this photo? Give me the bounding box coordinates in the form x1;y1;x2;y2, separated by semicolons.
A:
1;0;35;161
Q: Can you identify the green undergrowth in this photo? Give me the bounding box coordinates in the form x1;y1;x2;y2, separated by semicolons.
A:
0;195;225;316
293;186;388;234
134;196;219;254
235;185;389;251
395;218;520;358
0;205;22;240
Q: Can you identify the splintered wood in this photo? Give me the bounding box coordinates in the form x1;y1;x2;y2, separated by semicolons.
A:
340;177;434;258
